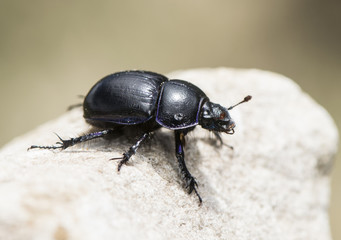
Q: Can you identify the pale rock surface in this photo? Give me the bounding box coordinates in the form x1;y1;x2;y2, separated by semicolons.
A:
0;68;338;240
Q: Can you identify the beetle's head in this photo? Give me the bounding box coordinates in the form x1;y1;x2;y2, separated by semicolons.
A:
200;101;235;134
199;96;252;134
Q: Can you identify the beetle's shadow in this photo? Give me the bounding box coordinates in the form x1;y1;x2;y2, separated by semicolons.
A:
151;131;234;209
146;130;220;205
63;127;222;207
145;130;181;182
64;128;183;179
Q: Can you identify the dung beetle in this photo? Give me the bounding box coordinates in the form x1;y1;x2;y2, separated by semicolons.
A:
29;70;251;204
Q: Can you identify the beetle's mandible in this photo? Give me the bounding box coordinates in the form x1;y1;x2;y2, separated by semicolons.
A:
29;70;251;204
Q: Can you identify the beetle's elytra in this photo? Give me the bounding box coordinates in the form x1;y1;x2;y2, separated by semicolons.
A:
29;70;251;205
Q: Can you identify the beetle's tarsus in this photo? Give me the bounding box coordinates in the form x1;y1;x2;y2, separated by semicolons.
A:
111;132;150;172
183;174;202;205
111;153;131;172
54;133;72;149
117;154;130;171
185;175;198;192
193;186;203;206
27;144;63;151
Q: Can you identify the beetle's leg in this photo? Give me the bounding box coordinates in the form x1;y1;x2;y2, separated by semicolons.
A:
67;103;83;111
67;95;85;111
175;131;202;205
111;132;150;172
213;131;223;146
28;129;114;150
212;131;233;149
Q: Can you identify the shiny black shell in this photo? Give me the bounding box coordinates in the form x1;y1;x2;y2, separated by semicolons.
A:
156;80;207;129
83;71;167;125
83;70;208;130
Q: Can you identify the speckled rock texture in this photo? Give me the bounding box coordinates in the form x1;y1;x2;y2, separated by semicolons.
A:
0;68;338;240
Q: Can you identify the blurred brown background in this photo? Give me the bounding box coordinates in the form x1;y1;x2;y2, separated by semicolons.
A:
0;1;340;238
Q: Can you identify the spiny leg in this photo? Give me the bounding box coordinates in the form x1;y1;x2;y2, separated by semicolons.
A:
213;131;233;150
67;103;83;111
28;129;114;150
175;131;202;205
213;131;223;146
111;132;150;171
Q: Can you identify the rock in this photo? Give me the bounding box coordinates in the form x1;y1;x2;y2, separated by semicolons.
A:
0;68;338;240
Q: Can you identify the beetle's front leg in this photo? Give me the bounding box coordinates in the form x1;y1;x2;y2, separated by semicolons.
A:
212;131;233;150
175;131;202;205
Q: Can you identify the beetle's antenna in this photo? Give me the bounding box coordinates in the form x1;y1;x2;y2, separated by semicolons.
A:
228;95;252;110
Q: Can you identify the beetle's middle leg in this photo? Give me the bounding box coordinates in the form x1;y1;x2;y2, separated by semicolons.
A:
111;132;150;171
175;131;202;205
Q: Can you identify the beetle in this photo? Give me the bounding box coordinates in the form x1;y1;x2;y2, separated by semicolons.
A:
29;70;251;204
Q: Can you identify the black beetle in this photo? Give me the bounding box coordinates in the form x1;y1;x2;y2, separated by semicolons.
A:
29;70;251;204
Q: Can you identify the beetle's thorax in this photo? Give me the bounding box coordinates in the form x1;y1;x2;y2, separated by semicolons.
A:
199;101;235;133
155;80;208;130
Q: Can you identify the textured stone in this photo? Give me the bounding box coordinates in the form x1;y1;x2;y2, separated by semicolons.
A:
0;68;338;240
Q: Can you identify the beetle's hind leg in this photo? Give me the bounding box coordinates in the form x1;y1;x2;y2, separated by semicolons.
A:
110;132;150;171
28;129;114;150
67;103;83;111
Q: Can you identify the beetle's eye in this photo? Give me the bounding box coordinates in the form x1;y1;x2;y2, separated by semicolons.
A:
219;112;226;120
